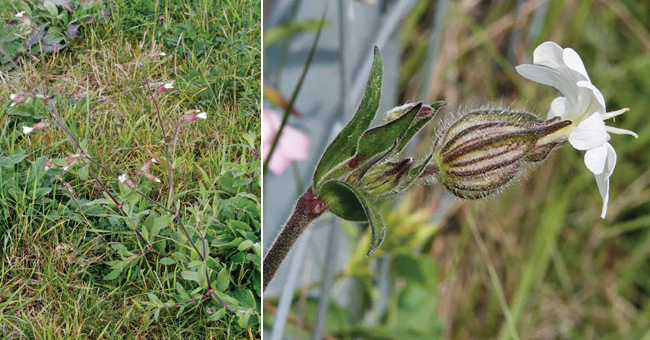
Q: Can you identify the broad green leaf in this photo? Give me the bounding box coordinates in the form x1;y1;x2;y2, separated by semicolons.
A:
313;47;383;190
78;165;88;180
181;270;200;283
319;180;368;222
43;0;59;17
103;269;121;280
216;267;230;292
159;257;176;265
237;239;254;251
319;180;386;255
208;308;226;321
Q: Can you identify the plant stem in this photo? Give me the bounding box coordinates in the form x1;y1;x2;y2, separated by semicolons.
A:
143;78;177;214
263;188;327;291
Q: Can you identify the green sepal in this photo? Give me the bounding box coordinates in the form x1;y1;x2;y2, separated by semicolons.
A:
319;180;386;256
395;101;446;153
312;46;383;191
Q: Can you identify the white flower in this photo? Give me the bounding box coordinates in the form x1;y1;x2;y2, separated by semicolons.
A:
151;158;157;163
15;11;25;18
197;112;207;119
118;174;128;183
159;52;166;56
516;41;637;218
164;81;174;89
10;94;18;100
22;126;34;134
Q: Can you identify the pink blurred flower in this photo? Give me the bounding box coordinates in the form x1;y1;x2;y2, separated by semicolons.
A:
263;109;310;175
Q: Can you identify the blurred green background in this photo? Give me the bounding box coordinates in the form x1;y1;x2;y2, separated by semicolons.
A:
263;0;650;339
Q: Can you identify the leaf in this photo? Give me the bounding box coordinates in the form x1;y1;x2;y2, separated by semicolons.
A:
43;0;59;17
78;165;88;180
319;180;367;222
208;308;226;321
237;239;254;251
103;269;121;281
215;267;230;292
159;257;176;265
395;101;446;153
319;180;386;255
67;24;80;39
312;47;383;190
181;270;200;283
355;102;421;162
51;0;74;11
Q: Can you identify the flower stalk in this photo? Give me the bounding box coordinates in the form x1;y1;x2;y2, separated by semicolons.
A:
263;188;327;291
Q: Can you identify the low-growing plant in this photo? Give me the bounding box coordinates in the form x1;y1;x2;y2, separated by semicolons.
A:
0;0;109;67
1;14;261;334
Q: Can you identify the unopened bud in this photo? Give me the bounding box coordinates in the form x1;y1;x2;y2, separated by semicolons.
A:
10;93;33;107
63;153;81;170
144;173;161;183
386;103;435;123
358;158;414;197
118;173;135;189
22;120;49;135
428;109;570;199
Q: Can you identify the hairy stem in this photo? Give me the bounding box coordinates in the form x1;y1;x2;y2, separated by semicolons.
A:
263;188;326;291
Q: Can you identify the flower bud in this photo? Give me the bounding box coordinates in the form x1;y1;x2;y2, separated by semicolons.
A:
358;158;414;198
428;109;570;199
385;102;435;123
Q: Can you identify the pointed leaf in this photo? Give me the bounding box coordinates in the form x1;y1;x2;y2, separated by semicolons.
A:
395;101;446;152
313;47;383;190
319;180;386;255
356;102;421;162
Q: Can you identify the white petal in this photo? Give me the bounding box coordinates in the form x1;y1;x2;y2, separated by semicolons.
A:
576;81;605;115
595;170;610;219
563;48;590;81
549;96;568;119
532;41;565;69
197;112;207;119
16;11;25;18
516;64;579;101
584;143;608;175
568;114;609;150
592;143;616;218
605;126;638;138
22;126;33;134
10;94;18;100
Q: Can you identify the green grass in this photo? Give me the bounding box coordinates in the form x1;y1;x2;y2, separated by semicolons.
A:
0;0;260;338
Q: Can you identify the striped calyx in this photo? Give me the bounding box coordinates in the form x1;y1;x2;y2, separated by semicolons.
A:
428;109;571;199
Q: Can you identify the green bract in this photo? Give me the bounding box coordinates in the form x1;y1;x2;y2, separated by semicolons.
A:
311;47;446;255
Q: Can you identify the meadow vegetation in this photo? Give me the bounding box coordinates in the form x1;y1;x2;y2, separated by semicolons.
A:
0;0;260;338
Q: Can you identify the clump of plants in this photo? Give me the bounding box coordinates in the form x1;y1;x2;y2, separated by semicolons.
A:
0;0;110;67
1;14;260;332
